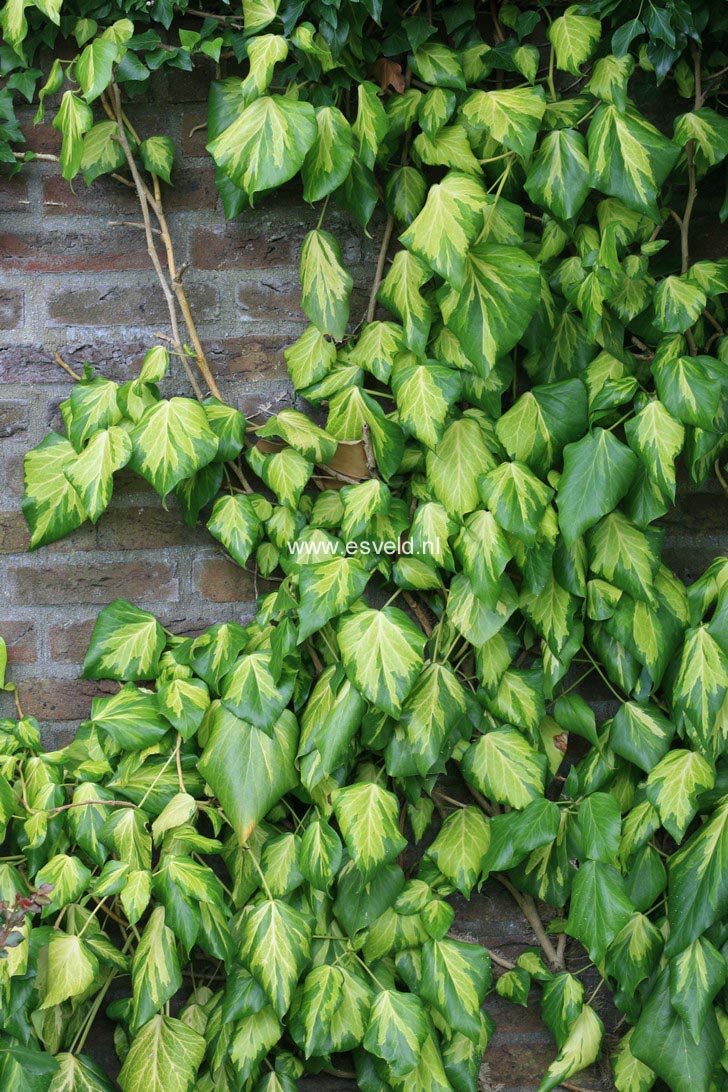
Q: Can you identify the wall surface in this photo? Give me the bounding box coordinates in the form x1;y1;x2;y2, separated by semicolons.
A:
0;69;727;1091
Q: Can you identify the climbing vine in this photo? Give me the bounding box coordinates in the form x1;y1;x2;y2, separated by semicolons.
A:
1;1;728;1090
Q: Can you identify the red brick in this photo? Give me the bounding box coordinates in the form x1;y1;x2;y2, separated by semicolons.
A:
96;506;209;550
47;282;219;327
41;173;139;217
19;118;61;156
0;401;29;438
0;289;23;330
167;64;216;103
237;385;292;418
190;221;303;271
0;228;159;274
16;677;118;723
164;164;219;212
181;111;208;156
205;335;291;379
49;618;96;662
236;278;306;324
0;620;37;664
0;175;31;213
192;557;258;603
5;561;179;604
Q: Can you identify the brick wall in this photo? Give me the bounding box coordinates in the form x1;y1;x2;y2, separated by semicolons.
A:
0;70;726;1091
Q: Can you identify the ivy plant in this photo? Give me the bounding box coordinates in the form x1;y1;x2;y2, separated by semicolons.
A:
2;1;728;1091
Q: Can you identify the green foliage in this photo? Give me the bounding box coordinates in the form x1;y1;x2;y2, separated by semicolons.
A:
3;0;728;1089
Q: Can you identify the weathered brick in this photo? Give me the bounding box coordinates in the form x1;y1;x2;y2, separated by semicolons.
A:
0;289;23;330
0;620;37;664
0;400;29;438
16;677;117;723
236;277;306;324
0;228;158;273
19;118;61;155
96;505;209;550
0;512;30;554
236;384;293;418
0;451;25;497
5;561;179;604
47;281;219;327
49;618;96;663
205;335;291;379
167;64;215;102
192;557;258;603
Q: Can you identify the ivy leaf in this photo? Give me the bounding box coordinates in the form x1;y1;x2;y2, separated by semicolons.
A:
80;120;126;184
425;806;490;896
76;39;118;102
440;243;541;374
541;973;584;1048
258;409;337;464
99;808;151;871
420;938;492;1040
129;397;219;498
462;86;546;159
299;818;342;891
40;934;99;1009
566;861;634;962
23;433;86;549
241;33;288;100
400;171;487;288
297;556;370;642
537;1006;604;1092
462;729;548;809
673;107;728;170
130;907;182;1031
82;600;165;681
90;685;168;750
548;9;600;75
480;461;554;543
586;54;635;112
385;165;427;225
606;912;663;998
391;354;462;449
138;136;174;185
409;42;465;89
426;416;497;517
246;445;313;508
48;1052;116;1091
208;95;316;198
610;701;675;772
363;989;430;1077
63;426;132;523
240;898;312;1017
574;792;621;861
338;606;426;717
672;625;728;757
631;969;722;1092
352;81;388;169
625;400;684;500
199;705;298;842
587;511;660;602
557;429;638;546
388;663;467;776
284;325;336;390
669;937;727;1045
525;129;591;220
653;276;706;333
332;781;407;879
611;1030;656;1092
300;229;353;340
587;105;679;218
347;321;407;383
207;494;262;568
241;0;279;33
302;106;355;202
645;749;715;842
291;965;370;1058
652;355;721;430
378;248;432;353
118;1015;204;1092
455;510;512;609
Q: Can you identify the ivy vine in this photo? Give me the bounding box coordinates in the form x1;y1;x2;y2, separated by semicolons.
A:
1;1;728;1091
